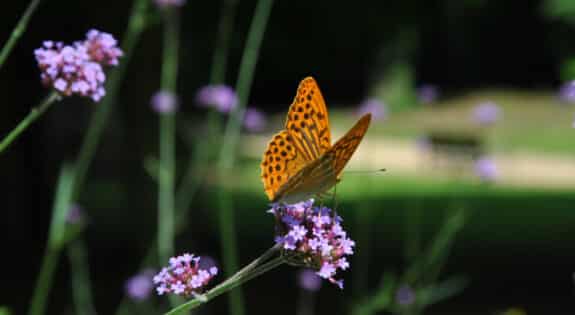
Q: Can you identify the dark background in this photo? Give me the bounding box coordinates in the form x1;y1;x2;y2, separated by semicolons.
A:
1;0;574;314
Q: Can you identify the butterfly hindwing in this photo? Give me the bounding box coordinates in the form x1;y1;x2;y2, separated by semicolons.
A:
328;113;372;177
285;77;331;161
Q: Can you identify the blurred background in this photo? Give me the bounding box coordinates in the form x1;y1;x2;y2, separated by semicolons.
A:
1;0;574;314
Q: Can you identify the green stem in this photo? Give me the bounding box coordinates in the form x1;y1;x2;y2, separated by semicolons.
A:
218;0;274;170
28;246;60;315
165;256;285;315
157;6;180;265
215;1;274;314
0;91;59;154
0;0;43;71
71;0;149;201
209;0;240;84
68;239;96;315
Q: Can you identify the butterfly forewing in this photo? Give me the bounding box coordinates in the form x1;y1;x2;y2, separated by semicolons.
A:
285;77;331;160
260;130;308;201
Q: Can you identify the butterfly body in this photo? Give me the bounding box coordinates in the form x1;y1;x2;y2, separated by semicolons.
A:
260;77;371;203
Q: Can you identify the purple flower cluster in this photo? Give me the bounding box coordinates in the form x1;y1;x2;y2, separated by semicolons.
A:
151;90;179;114
472;101;501;126
357;98;386;120
154;253;218;297
154;0;187;8
298;269;322;292
558;81;575;104
125;269;155;301
417;84;439;104
195;85;238;113
34;29;122;101
474;156;498;182
269;200;355;289
243;108;267;132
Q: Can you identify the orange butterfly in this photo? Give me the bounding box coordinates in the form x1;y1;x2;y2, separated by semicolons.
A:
260;77;371;203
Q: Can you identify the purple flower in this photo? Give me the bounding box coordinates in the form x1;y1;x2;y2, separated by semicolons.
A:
154;0;186;7
82;30;122;66
151;91;178;114
270;199;355;289
34;30;122;102
417;84;439;104
474;156;498;182
558;81;575;104
195;85;237;113
66;204;84;224
298;269;322;292
243;108;267;132
125;269;155;301
154;253;217;297
357;98;386;120
472;101;501;126
395;284;415;306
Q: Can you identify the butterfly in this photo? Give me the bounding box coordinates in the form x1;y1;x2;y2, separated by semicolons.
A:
260;77;372;203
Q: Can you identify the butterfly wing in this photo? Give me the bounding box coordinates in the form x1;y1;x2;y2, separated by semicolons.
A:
329;113;371;177
285;77;332;160
260;130;309;201
273;114;372;203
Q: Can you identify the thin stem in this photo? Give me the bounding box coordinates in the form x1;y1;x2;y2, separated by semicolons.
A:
71;0;149;201
164;256;285;315
217;0;274;171
0;0;43;71
209;0;240;84
157;7;180;264
215;1;274;314
0;91;59;154
68;239;97;315
28;246;60;315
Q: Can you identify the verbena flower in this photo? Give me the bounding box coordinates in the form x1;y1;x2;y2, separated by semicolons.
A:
151;90;178;114
195;85;238;113
34;30;122;102
417;84;439;104
298;269;322;292
472;101;501;126
125;269;155;301
269;200;355;289
474;156;498;182
154;0;186;8
395;284;415;306
357;98;386;120
154;253;218;297
558;81;575;104
82;29;123;66
243;108;267;132
415;135;430;152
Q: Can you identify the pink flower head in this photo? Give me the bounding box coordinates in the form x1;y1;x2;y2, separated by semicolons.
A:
474;156;498;182
154;253;218;297
472;101;501;126
195;85;238;113
34;29;122;102
270;200;355;289
298;269;322;292
154;0;186;8
82;29;123;66
417;84;439;104
151;90;178;114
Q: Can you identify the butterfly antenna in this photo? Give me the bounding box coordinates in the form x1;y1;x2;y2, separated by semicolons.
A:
343;168;387;175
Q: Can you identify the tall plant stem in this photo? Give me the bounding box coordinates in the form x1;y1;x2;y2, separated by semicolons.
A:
0;91;59;154
71;0;149;201
158;6;180;264
0;0;43;71
215;1;274;315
